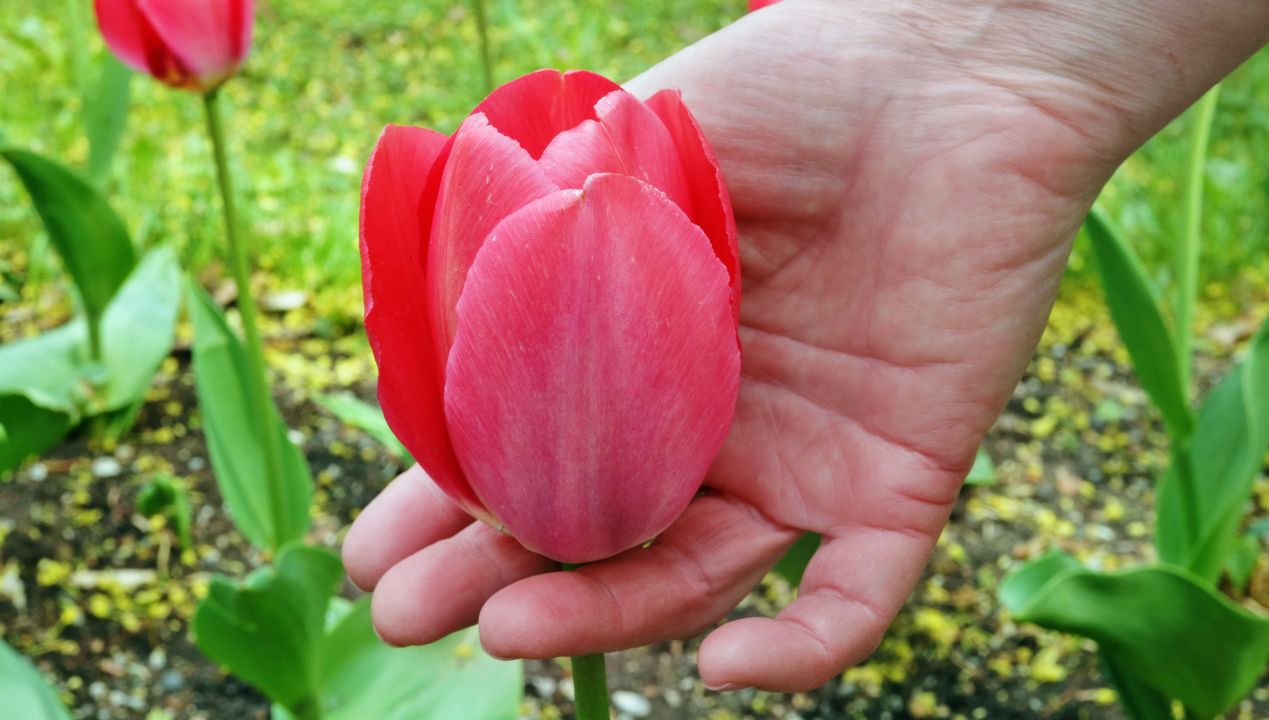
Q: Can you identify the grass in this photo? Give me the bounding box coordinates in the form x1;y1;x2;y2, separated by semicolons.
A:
0;0;740;308
0;1;1265;315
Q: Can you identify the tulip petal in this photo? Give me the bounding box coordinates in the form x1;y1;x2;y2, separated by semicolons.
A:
538;90;693;214
645;90;740;322
472;69;622;159
94;0;190;82
427;112;558;351
444;173;740;563
137;0;253;88
360;124;488;520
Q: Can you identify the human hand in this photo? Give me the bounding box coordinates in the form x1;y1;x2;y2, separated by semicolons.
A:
344;0;1268;692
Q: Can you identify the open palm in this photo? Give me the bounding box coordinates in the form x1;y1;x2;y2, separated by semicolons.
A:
344;0;1131;691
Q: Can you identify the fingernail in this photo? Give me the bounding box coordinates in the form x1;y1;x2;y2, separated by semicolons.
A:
704;681;748;692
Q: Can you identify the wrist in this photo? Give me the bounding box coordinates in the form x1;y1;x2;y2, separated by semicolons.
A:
858;0;1268;163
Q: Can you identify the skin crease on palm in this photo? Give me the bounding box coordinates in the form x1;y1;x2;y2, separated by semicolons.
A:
342;0;1269;693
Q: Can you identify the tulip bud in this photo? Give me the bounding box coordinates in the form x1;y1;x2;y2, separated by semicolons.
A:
94;0;254;93
360;70;741;564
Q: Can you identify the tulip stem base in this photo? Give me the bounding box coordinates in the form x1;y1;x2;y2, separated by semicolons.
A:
202;89;289;551
562;563;609;720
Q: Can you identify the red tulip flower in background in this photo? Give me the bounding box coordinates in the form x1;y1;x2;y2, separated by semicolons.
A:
94;0;254;92
749;0;781;10
361;70;741;564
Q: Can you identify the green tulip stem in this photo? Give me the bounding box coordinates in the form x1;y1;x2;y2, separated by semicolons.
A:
201;89;289;552
472;0;494;93
562;563;610;720
86;313;103;363
571;652;610;720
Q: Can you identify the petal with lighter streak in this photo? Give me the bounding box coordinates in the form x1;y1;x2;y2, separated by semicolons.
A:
426;112;558;353
539;89;693;213
359;124;488;520
443;173;740;563
645;89;740;321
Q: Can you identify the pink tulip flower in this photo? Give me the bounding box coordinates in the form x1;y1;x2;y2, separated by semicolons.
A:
94;0;254;92
360;70;741;564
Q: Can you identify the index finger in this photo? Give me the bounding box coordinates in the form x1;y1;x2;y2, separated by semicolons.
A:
342;464;473;590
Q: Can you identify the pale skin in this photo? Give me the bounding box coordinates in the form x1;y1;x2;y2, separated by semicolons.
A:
343;0;1269;693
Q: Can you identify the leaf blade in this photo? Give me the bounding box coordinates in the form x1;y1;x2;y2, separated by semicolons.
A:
1;149;136;326
187;283;312;550
1000;552;1269;717
1085;206;1193;440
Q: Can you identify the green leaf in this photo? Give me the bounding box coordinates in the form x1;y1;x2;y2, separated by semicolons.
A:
964;447;997;486
0;324;90;418
0;247;180;470
98;247;181;409
1;149;136;328
85;56;132;186
0;396;73;475
1000;551;1269;717
0;636;72;720
0;322;87;474
188;283;312;550
772;532;821;588
299;598;522;720
1085;207;1194;440
315;393;411;461
1157;316;1269;582
193;544;342;714
1098;649;1174;720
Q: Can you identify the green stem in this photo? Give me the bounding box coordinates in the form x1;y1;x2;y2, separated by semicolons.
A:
571;652;609;720
87;314;103;363
201;90;289;552
1174;85;1220;397
472;0;495;94
562;563;609;720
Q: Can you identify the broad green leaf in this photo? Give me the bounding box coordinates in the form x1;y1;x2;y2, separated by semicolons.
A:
85;57;132;186
1157;316;1269;582
193;544;341;714
188;283;312;550
0;323;87;473
291;597;521;720
1;149;136;328
964;447;997;486
0;636;72;720
1085;207;1193;440
0;324;90;418
772;532;820;588
1000;551;1269;717
315;393;410;461
0;396;72;475
98;247;181;408
1098;649;1174;720
0;247;180;470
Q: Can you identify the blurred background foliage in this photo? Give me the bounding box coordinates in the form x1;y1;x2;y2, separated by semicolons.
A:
0;0;740;310
3;1;1265;318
